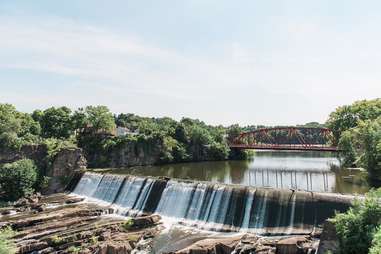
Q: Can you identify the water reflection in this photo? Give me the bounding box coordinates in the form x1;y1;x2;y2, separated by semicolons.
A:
103;151;370;194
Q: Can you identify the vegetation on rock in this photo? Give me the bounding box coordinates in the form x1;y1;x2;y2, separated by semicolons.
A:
0;159;37;201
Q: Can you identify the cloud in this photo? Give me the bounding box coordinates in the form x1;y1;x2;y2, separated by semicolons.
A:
0;14;380;126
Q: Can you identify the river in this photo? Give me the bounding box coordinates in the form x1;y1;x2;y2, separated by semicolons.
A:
101;150;370;194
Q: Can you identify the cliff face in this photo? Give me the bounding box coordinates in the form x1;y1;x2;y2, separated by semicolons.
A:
108;141;163;168
0;144;87;194
46;148;87;193
0;145;48;170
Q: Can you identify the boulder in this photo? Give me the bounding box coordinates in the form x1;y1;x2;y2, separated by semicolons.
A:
276;236;310;254
175;236;242;254
98;242;133;254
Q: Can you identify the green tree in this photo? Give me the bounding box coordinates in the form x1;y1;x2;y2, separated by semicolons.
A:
338;118;381;179
33;106;74;139
0;104;40;149
0;159;38;201
84;105;116;131
327;99;381;144
226;124;242;143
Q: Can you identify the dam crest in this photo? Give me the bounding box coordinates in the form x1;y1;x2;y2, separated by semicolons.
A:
72;172;353;235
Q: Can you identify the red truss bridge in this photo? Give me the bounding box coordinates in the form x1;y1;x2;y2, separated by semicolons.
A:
229;127;340;152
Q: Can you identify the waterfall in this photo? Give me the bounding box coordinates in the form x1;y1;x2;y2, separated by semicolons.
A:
72;172;352;235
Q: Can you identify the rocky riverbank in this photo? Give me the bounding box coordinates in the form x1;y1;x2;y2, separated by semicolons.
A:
0;193;162;254
0;193;329;254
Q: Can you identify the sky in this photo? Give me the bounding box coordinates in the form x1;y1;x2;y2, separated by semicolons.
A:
0;0;380;126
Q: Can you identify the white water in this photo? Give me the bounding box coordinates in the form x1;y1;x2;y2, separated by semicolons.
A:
72;172;352;235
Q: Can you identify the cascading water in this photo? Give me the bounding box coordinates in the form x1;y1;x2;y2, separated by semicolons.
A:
72;172;352;235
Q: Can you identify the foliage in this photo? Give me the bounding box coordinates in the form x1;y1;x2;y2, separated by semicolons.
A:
326;99;381;178
82;106;116;131
338;117;381;178
0;103;40;150
0;159;38;201
32;107;74;139
370;227;381;254
326;99;381;144
43;138;77;163
81;114;232;167
0;226;16;254
338;130;358;167
331;189;381;254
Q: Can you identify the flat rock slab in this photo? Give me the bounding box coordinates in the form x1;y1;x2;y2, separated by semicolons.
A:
0;193;162;254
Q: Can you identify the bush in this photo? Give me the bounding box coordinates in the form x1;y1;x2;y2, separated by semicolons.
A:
0;159;37;201
370;227;381;254
331;189;381;254
0;226;16;254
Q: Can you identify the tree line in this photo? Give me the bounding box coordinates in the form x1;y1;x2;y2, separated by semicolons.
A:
326;98;381;180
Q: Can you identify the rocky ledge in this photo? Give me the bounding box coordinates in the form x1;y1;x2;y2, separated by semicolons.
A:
0;194;162;254
162;234;319;254
0;193;324;254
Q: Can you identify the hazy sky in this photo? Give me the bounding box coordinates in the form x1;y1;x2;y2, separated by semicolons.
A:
0;1;380;126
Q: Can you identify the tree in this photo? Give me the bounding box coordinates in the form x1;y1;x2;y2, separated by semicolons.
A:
33;106;74;139
327;99;381;144
0;104;40;149
0;159;37;201
72;108;88;130
338;117;381;179
226;124;242;143
84;106;116;131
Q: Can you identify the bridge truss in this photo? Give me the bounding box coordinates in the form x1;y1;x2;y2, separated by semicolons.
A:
229;127;339;152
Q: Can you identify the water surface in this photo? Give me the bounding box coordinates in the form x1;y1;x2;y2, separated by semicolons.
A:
101;151;369;194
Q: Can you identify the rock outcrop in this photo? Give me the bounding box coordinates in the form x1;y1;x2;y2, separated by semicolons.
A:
0;194;162;254
109;141;163;167
0;144;88;194
0;192;328;254
46;148;87;193
165;234;318;254
0;144;47;169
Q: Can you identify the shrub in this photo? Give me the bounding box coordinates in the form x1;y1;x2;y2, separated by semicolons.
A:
0;226;16;254
331;189;381;254
0;159;37;201
370;227;381;254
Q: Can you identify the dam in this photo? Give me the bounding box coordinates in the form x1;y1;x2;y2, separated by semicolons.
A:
72;172;353;235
